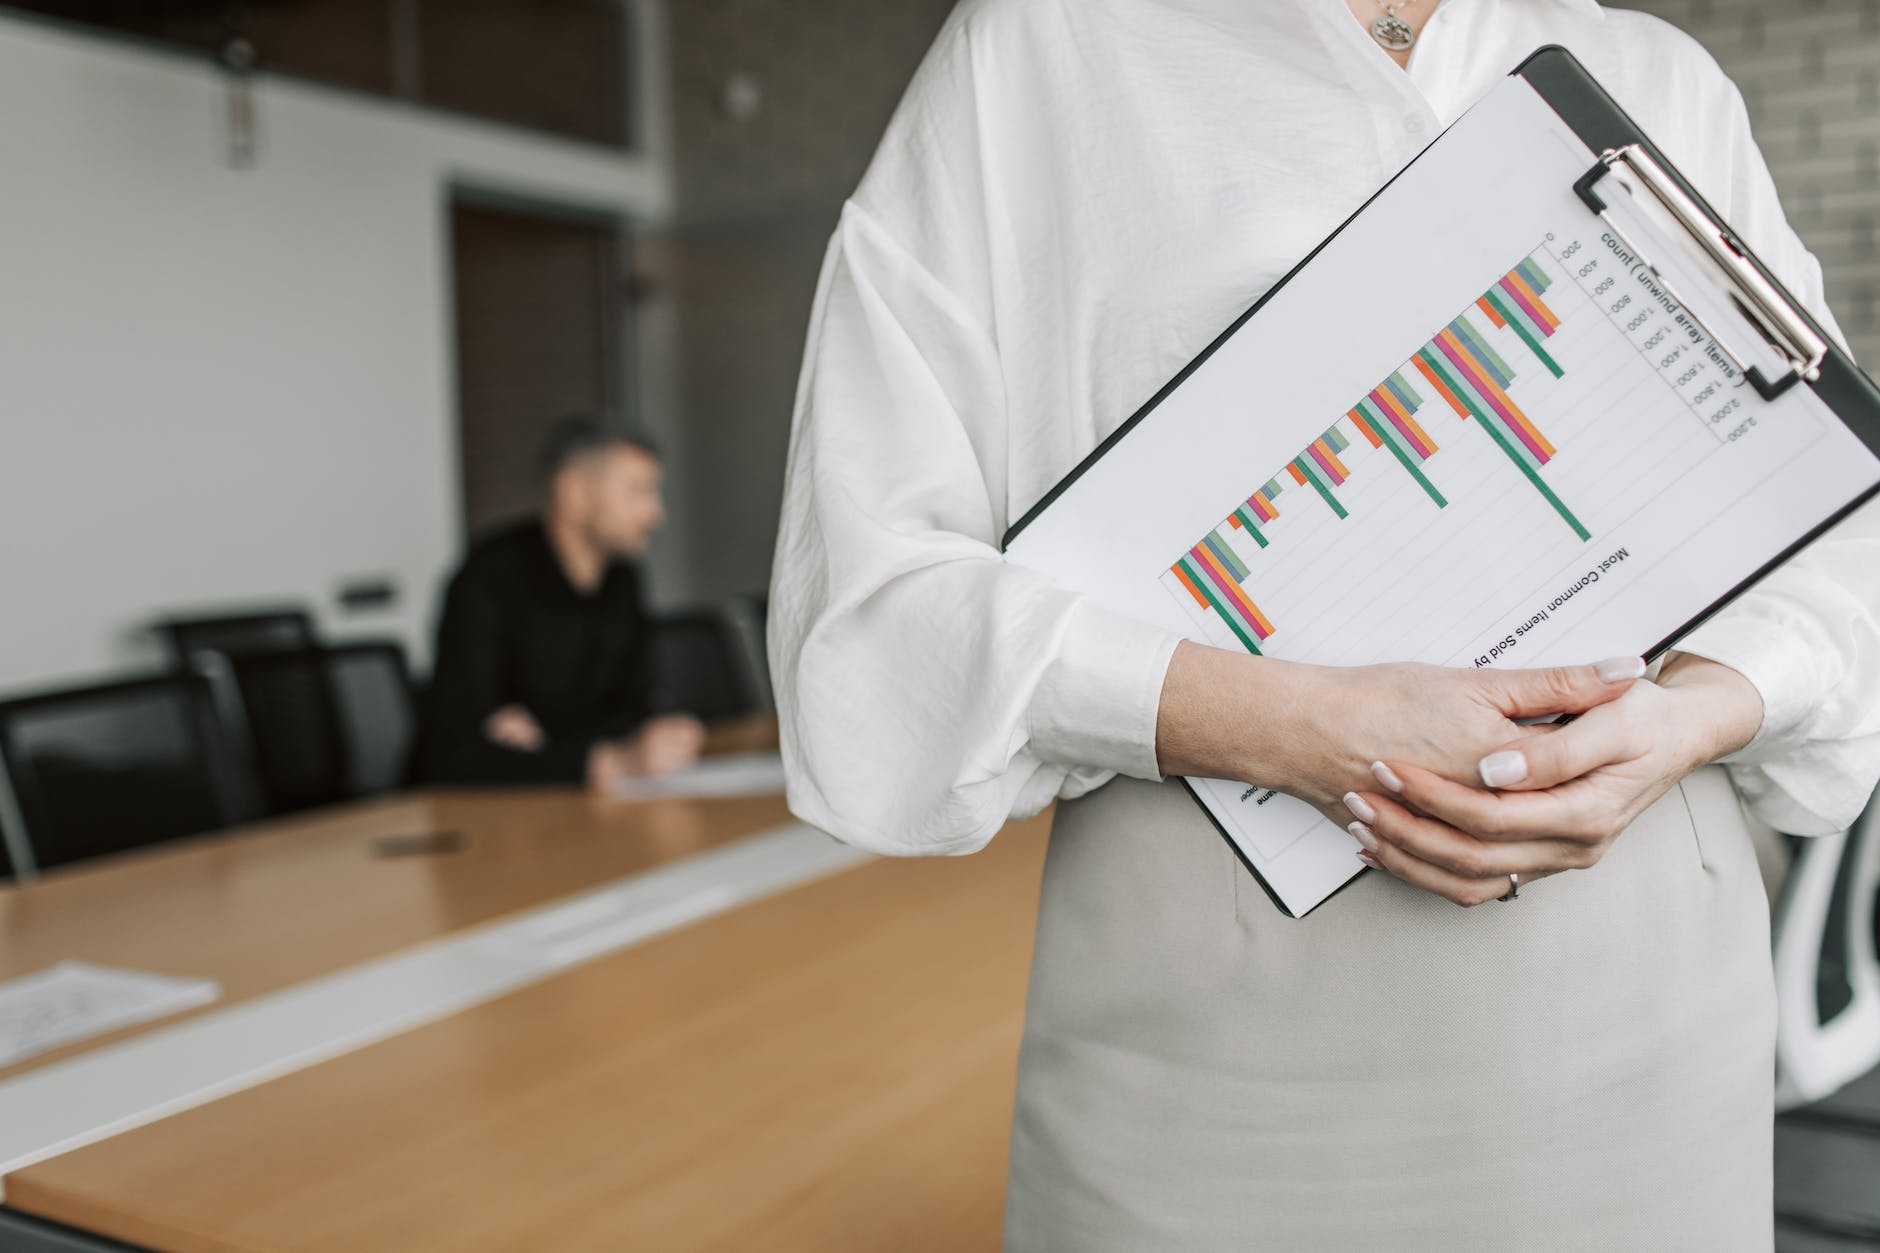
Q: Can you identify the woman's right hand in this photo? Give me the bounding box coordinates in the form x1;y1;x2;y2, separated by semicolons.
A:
1152;641;1647;827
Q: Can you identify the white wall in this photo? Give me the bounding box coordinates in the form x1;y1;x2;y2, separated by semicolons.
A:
0;7;674;694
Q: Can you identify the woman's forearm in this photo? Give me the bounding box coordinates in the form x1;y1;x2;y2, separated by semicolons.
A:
1154;641;1315;785
1653;650;1765;769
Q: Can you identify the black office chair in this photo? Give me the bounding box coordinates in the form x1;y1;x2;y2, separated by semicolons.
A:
0;788;19;883
153;607;317;672
647;602;771;722
220;642;416;815
0;674;261;875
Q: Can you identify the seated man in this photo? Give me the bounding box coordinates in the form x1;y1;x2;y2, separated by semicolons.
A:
414;414;704;791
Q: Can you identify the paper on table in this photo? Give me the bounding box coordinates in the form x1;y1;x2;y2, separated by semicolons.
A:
610;751;789;801
0;962;220;1068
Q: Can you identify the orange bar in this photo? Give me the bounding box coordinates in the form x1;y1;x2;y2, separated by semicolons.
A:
1313;438;1349;480
1287;462;1308;485
1400;412;1439;455
1245;597;1276;638
1412;353;1471;419
1369;386;1438;457
1505;271;1560;331
1228;515;1241;528
1192;543;1266;633
1349;409;1384;448
1436;328;1556;457
1172;562;1209;607
1476;294;1506;328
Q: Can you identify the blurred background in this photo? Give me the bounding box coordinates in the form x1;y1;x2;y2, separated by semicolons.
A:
0;2;1874;1250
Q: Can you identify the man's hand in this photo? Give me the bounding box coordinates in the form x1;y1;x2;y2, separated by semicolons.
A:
483;704;546;752
628;714;708;777
584;714;708;794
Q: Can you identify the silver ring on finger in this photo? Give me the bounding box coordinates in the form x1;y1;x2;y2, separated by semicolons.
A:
1497;872;1520;902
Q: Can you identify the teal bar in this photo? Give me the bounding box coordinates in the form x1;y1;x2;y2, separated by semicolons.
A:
1233;507;1269;547
1417;348;1587;541
1292;456;1349;521
1366;403;1448;508
1180;558;1261;654
1451;314;1516;388
1418;347;1542;474
1484;287;1564;379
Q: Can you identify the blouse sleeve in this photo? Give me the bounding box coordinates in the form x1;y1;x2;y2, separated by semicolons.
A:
1662;76;1880;835
767;196;1183;857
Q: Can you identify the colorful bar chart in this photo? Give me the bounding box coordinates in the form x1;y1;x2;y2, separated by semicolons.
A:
1167;250;1586;652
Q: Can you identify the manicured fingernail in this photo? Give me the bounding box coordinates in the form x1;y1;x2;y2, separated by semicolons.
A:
1347;820;1379;853
1343;791;1377;824
1478;749;1528;788
1370;760;1404;792
1595;655;1646;682
1357;851;1383;870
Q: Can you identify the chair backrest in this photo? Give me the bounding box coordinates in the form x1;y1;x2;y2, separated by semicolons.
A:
720;594;773;713
154;608;318;671
648;604;768;722
221;642;416;815
325;643;417;796
1773;786;1880;1109
0;674;259;875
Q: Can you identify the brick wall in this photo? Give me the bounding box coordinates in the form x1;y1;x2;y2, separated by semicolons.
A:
1618;0;1880;362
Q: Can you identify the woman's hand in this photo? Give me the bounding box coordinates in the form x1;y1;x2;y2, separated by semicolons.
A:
1343;652;1765;905
1154;641;1648;825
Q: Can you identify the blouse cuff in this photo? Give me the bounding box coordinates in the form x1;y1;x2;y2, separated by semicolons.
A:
1028;599;1183;782
1666;609;1820;763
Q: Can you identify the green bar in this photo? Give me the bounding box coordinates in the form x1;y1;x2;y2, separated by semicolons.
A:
1324;425;1349;453
1293;456;1349;520
1389;370;1422;407
1203;531;1248;579
1419;347;1542;474
1263;477;1284;498
1485;288;1564;378
1518;256;1552;293
1233;507;1269;547
1417;349;1588;541
1454;314;1516;385
1180;558;1261;655
1366;403;1448;509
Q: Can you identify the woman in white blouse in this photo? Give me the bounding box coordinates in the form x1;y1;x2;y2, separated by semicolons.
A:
769;0;1880;1246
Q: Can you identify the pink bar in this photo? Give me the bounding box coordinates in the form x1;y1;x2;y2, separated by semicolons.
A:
1188;546;1258;633
1498;276;1554;336
1307;443;1345;485
1433;332;1549;464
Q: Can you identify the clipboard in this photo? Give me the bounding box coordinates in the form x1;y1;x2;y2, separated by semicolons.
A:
999;45;1880;918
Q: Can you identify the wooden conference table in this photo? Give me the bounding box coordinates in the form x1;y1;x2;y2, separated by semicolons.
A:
0;729;1051;1252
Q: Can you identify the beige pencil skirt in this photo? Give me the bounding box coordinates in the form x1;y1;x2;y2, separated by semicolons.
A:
1002;764;1778;1251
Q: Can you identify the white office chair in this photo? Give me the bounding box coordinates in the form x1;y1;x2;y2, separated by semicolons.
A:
1772;785;1880;1112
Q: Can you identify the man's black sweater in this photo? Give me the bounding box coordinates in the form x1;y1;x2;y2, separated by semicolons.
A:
414;520;654;784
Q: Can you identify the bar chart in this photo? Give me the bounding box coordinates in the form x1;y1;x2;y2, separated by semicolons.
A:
1164;251;1586;653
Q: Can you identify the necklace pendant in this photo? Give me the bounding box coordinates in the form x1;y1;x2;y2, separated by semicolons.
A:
1371;12;1416;52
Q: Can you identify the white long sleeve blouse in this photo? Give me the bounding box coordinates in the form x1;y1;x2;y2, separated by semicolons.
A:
769;0;1880;854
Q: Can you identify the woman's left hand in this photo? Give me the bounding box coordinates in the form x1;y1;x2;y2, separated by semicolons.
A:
1341;653;1765;906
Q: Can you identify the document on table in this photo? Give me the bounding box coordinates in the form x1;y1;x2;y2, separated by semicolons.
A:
610;751;788;801
1002;54;1880;917
0;962;220;1068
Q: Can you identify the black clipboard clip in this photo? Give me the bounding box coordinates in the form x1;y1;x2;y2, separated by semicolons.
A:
1572;143;1827;401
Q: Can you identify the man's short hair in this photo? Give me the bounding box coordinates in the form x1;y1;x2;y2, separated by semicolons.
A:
535;412;661;486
